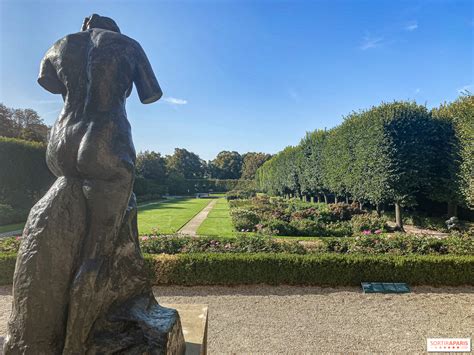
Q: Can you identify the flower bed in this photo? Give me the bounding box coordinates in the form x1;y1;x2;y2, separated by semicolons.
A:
229;196;387;237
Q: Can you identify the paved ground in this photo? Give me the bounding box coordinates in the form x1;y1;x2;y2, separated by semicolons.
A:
0;230;22;239
178;199;218;236
1;285;472;354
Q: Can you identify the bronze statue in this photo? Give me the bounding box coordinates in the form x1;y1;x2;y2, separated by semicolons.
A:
4;14;185;354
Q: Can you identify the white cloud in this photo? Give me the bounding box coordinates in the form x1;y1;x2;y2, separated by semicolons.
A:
457;84;473;94
359;34;383;50
404;22;418;31
162;97;188;105
414;88;421;94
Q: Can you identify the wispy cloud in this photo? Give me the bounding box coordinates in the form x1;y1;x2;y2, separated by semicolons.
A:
359;33;383;50
414;88;421;94
162;97;188;105
457;84;473;94
404;21;418;31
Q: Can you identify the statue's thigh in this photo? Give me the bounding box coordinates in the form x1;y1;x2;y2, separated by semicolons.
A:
6;177;87;353
76;119;134;181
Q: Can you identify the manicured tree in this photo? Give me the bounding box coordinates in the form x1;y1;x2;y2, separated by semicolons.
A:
321;121;355;204
432;95;474;211
358;102;435;230
298;130;329;203
241;152;272;180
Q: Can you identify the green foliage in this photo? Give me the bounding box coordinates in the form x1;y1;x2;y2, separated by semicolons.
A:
136;150;167;180
0;137;54;209
0;103;49;143
350;213;388;233
432;95;474;207
166;148;206;179
0;253;17;285
0;204;28;225
145;253;474;286
230;208;260;231
241;152;272;179
256;100;471;221
208;151;243;179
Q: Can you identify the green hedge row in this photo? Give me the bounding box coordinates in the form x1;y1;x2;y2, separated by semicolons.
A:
2;252;472;286
145;253;473;286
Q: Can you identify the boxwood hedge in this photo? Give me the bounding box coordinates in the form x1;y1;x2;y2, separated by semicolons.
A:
1;252;472;286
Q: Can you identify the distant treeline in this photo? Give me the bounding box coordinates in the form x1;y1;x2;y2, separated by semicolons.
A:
256;96;474;228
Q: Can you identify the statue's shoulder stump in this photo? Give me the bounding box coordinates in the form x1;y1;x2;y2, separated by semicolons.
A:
164;304;209;355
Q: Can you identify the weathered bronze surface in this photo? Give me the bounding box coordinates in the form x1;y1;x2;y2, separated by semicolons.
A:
4;14;185;354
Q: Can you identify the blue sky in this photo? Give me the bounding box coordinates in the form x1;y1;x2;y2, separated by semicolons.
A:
1;0;472;160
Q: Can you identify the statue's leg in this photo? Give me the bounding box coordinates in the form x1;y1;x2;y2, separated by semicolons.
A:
3;177;86;355
63;142;134;353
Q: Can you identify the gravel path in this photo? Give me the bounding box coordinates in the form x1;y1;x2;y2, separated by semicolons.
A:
178;199;218;236
1;285;472;353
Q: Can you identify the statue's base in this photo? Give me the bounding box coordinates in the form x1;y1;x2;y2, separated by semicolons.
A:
165;304;208;355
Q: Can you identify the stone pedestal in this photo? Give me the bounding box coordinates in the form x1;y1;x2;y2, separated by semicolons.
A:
165;304;208;355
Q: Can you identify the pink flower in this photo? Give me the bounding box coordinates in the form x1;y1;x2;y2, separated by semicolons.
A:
16;236;21;241
362;230;372;235
141;236;149;241
374;229;382;234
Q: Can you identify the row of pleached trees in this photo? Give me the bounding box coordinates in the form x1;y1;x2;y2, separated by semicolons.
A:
255;96;473;229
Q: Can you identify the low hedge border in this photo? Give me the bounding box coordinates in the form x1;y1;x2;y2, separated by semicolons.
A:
145;253;473;286
1;253;472;286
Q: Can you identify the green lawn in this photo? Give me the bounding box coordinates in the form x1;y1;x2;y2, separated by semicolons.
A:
138;198;211;234
0;223;25;234
197;198;236;237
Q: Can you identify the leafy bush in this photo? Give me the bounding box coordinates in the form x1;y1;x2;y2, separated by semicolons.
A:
259;218;296;236
0;204;28;225
230;208;260;231
226;189;256;201
350;213;387;233
289;219;324;236
328;203;364;221
140;235;306;254
0;236;21;253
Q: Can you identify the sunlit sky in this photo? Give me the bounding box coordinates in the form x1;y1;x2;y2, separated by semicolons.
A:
1;0;472;160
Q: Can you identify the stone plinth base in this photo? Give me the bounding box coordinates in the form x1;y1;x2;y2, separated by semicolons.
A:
165;304;208;355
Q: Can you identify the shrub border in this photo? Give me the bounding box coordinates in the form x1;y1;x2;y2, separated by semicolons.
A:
1;252;472;286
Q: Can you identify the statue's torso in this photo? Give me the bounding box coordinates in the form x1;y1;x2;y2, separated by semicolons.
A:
45;29;140;178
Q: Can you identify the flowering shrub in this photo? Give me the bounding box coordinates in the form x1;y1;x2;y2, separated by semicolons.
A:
328;203;364;221
350;213;388;233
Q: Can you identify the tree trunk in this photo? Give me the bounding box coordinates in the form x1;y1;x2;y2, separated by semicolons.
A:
359;201;363;210
447;201;458;217
323;194;328;204
395;202;404;231
316;195;320;203
376;203;382;217
345;195;349;204
334;196;338;204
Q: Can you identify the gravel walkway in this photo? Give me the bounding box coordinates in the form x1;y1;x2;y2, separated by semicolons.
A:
178;199;218;236
1;285;472;353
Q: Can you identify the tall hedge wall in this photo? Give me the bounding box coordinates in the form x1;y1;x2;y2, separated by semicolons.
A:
0;137;54;208
256;98;474;221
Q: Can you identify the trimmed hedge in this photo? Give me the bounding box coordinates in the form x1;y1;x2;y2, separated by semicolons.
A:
0;253;16;285
2;252;472;286
145;253;473;286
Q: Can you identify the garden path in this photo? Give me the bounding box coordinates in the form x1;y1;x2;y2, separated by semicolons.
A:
178;199;218;236
386;221;449;238
0;230;22;239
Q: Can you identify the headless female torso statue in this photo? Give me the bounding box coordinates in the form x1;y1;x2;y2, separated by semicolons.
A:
4;15;185;354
